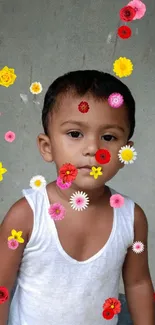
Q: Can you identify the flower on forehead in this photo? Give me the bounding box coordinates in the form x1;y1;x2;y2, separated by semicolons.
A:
4;131;16;143
127;0;146;20
30;82;43;94
119;5;136;21
8;239;19;250
108;93;124;108
8;230;24;243
118;145;137;164
0;287;9;304
30;175;47;190
95;149;111;164
132;241;144;254
117;26;132;39
0;66;17;88
110;194;124;208
103;297;121;315
113;57;133;78
0;162;7;182
70;191;89;211
56;176;72;190
102;308;114;320
90;166;102;179
48;203;66;220
78;101;90;113
59;163;78;182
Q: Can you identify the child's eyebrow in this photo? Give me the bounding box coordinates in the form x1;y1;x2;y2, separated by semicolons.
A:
60;120;125;133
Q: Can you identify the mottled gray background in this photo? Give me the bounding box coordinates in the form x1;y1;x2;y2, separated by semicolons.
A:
0;0;154;294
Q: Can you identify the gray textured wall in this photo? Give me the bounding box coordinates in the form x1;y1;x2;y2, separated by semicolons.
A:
0;0;154;293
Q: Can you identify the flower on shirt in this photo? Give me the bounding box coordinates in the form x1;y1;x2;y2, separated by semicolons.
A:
118;145;137;164
127;0;146;20
78;101;90;113
95;149;111;164
102;308;114;320
48;203;66;220
30;82;43;94
0;162;7;182
119;5;136;21
70;191;89;211
103;297;121;315
59;163;78;183
89;166;103;179
8;239;19;250
108;93;124;108
132;241;144;254
0;287;9;304
113;57;133;78
30;175;47;190
4;131;16;143
56;176;72;190
110;194;124;208
8;230;25;243
117;26;132;39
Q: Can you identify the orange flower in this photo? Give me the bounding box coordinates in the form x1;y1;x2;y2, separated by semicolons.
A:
103;297;121;315
59;163;78;182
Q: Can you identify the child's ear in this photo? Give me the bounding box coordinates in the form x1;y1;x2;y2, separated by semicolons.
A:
37;133;53;162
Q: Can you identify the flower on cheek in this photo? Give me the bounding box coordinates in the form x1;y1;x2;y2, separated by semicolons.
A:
132;241;144;254
0;287;9;304
78;101;90;113
102;308;114;320
118;145;137;164
127;0;146;20
117;26;132;39
110;194;124;208
48;203;66;220
70;191;89;211
119;5;136;21
4;131;16;143
90;167;102;179
95;149;111;164
103;297;121;315
56;176;72;190
59;163;78;182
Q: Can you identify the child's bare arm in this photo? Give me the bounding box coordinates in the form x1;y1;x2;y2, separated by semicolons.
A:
0;198;33;325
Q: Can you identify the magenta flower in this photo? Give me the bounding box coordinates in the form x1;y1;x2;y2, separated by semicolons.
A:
110;194;124;208
108;93;124;108
48;203;66;220
56;176;72;190
127;0;146;20
4;131;16;143
7;239;19;250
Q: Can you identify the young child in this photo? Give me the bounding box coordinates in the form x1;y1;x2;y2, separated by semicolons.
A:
0;70;155;325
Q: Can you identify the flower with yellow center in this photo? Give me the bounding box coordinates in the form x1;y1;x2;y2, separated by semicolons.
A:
0;162;7;182
30;82;43;94
29;175;47;190
118;145;137;164
90;166;103;179
8;229;24;243
113;57;133;78
0;66;17;87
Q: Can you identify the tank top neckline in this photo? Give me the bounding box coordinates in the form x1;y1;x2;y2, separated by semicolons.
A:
44;186;117;265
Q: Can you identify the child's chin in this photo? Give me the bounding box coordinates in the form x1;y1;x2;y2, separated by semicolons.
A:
73;177;105;192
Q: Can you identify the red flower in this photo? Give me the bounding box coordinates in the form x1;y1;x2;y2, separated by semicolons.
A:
103;297;121;315
59;163;78;182
78;101;90;113
117;26;132;39
0;287;9;304
120;6;136;22
153;292;155;302
95;149;111;164
102;308;114;320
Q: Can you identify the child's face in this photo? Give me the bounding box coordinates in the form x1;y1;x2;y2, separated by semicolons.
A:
38;92;133;191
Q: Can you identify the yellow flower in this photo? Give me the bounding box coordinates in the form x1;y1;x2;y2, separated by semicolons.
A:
8;229;24;243
0;66;17;87
30;82;43;94
0;162;7;181
113;57;133;78
118;145;137;164
90;166;103;179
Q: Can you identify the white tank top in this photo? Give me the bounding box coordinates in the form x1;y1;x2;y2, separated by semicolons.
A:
8;186;134;325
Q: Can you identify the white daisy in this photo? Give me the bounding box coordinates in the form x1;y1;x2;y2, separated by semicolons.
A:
70;191;89;211
29;175;46;190
132;241;144;254
118;145;137;164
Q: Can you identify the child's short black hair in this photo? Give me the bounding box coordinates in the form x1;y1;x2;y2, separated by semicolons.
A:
42;70;135;140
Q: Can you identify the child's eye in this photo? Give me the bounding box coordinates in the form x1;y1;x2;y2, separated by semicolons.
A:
102;135;117;141
67;131;83;138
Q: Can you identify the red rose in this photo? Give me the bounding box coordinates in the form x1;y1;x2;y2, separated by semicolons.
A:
102;308;114;320
59;163;78;182
117;26;132;39
120;6;136;22
95;149;111;164
0;287;9;304
78;101;90;113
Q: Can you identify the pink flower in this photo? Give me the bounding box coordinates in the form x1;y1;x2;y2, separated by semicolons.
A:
56;176;72;190
7;239;19;250
48;203;66;220
110;194;124;208
108;93;124;108
127;0;146;20
4;131;16;143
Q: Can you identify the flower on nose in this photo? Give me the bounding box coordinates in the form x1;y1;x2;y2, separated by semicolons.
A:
59;163;78;182
95;149;111;164
89;166;102;179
